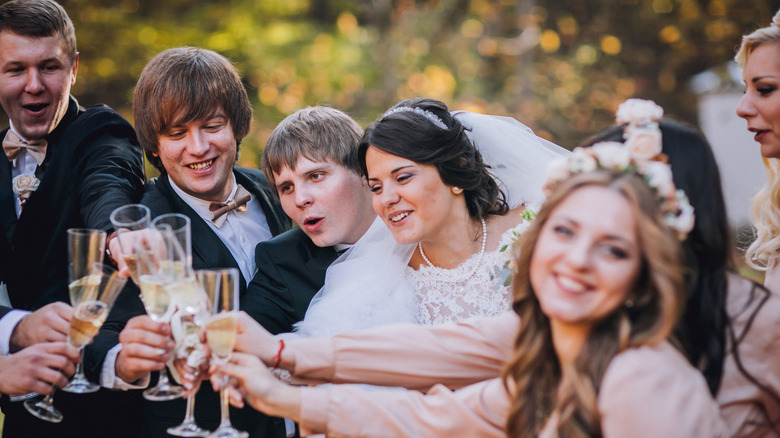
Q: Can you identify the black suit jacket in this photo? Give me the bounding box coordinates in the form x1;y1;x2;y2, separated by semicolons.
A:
0;97;147;438
130;168;291;438
244;227;338;335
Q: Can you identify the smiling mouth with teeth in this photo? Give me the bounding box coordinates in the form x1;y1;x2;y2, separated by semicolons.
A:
390;212;410;222
188;159;214;170
557;275;586;293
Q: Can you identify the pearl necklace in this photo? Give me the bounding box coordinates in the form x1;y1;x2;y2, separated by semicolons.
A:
418;218;487;286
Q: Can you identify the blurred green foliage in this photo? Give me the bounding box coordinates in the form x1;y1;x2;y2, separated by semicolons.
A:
3;0;778;171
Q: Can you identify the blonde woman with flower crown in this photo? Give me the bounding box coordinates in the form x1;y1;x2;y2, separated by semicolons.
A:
737;9;780;292
207;105;727;437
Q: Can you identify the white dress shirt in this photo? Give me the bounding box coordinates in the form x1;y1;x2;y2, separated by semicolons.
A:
0;123;39;354
101;172;273;389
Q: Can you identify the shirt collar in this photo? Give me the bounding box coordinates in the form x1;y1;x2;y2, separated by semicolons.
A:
168;172;239;223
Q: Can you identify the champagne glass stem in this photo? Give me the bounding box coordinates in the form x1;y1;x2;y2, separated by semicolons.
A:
73;347;86;380
219;373;231;427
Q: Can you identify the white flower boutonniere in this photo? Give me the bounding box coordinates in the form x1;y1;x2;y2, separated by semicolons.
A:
12;173;40;207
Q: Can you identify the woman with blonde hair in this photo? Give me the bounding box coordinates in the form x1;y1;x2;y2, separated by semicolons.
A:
736;9;780;290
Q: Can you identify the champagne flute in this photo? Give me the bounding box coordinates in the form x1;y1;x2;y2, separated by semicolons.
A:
152;214;204;315
110;204;151;285
136;231;186;401
205;268;247;438
25;262;127;423
166;271;215;438
63;228;106;393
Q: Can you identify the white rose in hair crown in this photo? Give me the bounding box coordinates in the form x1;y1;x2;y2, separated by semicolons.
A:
543;98;694;239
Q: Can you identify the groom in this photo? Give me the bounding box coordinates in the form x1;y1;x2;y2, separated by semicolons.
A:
243;106;376;334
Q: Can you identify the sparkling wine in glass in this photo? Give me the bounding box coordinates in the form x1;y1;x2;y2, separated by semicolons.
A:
110;204;151;285
25;262;126;423
136;233;186;401
166;271;214;438
205;268;247;438
63;228;106;394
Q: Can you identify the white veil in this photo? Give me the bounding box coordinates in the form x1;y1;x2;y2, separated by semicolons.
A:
292;111;569;338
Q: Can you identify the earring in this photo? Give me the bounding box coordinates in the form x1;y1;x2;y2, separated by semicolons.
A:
624;299;634;308
451;186;463;195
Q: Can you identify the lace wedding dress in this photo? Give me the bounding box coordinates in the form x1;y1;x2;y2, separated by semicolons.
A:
410;228;518;326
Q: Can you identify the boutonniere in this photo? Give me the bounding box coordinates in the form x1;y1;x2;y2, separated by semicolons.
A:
12;173;40;207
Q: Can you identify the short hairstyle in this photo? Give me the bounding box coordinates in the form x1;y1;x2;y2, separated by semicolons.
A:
133;47;252;173
262;106;364;190
0;0;77;64
358;98;508;220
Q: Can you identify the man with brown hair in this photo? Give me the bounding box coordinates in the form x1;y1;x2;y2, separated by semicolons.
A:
107;47;289;438
0;0;145;436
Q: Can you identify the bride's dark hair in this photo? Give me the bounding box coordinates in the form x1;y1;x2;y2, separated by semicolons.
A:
502;170;684;437
358;98;508;220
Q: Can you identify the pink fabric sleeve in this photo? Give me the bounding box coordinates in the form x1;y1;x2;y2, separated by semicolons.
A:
299;378;510;437
290;312;519;390
598;343;728;438
719;272;780;437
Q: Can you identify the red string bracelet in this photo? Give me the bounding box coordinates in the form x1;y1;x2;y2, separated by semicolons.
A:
271;339;289;370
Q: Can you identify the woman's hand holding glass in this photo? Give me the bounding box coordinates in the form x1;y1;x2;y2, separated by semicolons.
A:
203;268;247;438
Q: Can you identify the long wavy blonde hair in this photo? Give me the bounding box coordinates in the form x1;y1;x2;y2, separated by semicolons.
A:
502;171;685;437
737;9;780;270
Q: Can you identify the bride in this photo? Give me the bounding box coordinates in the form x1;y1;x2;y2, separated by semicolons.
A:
294;98;568;337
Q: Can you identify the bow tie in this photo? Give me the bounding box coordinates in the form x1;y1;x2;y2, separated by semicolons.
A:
3;130;47;165
209;184;251;226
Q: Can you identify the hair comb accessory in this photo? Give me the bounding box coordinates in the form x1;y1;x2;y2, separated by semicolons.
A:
543;98;694;239
382;106;448;130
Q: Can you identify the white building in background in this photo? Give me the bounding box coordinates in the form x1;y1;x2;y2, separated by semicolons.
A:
692;61;764;229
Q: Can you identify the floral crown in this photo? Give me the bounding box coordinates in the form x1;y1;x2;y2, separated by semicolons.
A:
381;106;448;130
543;99;695;239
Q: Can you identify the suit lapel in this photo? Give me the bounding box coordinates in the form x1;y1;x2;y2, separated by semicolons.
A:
304;236;338;280
0;137;16;242
234;168;287;236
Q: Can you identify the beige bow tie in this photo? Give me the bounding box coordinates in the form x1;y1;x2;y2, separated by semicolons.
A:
209;184;251;226
3;130;47;165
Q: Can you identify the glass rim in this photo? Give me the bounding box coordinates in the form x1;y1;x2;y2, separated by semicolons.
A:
67;228;108;237
110;204;151;229
151;213;191;232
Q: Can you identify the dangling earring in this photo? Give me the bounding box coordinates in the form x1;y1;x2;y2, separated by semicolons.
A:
451;186;463;195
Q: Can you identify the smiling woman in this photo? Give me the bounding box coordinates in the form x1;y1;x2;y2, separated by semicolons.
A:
291;97;568;337
211;144;726;438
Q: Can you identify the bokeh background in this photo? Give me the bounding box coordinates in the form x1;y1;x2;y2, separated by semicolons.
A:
2;0;776;167
0;0;778;429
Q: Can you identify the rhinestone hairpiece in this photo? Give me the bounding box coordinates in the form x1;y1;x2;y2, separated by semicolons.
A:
381;106;448;130
543;99;695;239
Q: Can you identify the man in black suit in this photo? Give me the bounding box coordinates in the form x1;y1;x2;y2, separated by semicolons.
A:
106;47;290;438
0;1;146;436
243;106;376;335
